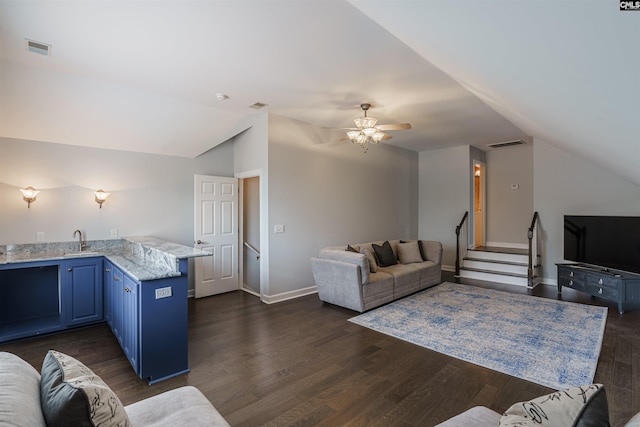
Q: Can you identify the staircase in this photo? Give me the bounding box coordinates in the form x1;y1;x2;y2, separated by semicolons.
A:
458;246;540;288
454;211;540;289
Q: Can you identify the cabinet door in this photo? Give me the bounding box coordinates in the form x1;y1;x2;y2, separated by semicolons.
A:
122;274;139;374
112;267;124;346
63;258;103;327
103;262;113;328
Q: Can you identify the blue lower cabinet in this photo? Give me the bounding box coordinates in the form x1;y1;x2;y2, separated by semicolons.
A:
62;258;103;327
138;275;189;384
104;267;188;383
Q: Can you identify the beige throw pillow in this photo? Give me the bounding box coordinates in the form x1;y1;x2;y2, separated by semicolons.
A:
398;241;423;264
360;247;378;273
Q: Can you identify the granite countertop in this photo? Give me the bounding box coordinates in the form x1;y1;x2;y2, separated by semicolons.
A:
0;237;211;281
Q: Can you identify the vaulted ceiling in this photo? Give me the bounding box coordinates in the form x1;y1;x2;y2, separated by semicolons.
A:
0;1;638;185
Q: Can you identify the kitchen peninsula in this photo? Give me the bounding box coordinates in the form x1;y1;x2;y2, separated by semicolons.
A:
0;236;211;384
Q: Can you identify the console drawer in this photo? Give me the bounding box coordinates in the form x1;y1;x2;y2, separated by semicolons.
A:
587;275;618;290
586;283;619;300
559;276;587;292
559;268;585;282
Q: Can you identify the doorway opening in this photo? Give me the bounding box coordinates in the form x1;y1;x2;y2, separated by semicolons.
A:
241;176;261;297
472;161;486;249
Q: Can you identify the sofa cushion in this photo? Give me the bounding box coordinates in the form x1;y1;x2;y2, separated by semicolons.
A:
435;406;501;427
499;384;609;427
40;350;131;427
125;386;230;427
0;352;47;427
398;241;423;264
360;247;378;273
372;241;397;267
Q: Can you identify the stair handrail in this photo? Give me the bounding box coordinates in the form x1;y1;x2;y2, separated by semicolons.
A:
527;211;539;287
455;211;469;276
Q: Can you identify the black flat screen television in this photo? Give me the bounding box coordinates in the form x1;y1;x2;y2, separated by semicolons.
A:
564;215;640;275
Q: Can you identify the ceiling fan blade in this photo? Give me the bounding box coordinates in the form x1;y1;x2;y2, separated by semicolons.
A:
382;133;393;141
376;123;412;131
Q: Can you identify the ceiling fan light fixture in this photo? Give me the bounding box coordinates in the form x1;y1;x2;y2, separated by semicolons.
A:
362;127;378;137
372;131;385;143
354;116;377;129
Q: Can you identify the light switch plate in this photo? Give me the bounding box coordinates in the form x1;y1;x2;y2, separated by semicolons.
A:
110;229;118;238
37;232;45;242
274;224;285;233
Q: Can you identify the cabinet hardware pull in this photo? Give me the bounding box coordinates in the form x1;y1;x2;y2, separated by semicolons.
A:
105;268;111;272
114;275;119;281
570;271;574;277
598;288;603;294
67;268;72;272
569;280;573;286
125;287;130;292
599;278;603;285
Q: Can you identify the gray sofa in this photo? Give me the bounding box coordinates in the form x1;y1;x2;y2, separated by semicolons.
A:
436;384;640;426
0;350;229;427
311;239;443;312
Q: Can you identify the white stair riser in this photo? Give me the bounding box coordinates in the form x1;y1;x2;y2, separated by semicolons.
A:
466;250;528;264
462;260;529;275
459;269;531;287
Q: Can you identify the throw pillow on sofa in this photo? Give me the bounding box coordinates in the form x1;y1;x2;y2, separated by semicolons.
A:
372;241;397;267
360;247;378;273
398;241;423;264
499;383;609;426
40;350;131;427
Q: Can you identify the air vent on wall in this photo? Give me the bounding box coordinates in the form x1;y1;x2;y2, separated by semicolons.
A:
25;39;51;56
487;140;525;149
248;102;268;110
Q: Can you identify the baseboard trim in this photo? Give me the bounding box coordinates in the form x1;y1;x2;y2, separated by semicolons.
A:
261;286;318;304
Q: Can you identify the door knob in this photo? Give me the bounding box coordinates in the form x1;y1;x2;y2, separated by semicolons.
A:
196;240;203;244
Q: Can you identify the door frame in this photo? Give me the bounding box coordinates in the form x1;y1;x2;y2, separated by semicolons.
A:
470;160;487;249
235;169;264;301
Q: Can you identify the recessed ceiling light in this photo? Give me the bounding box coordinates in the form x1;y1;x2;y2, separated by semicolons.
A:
25;39;51;56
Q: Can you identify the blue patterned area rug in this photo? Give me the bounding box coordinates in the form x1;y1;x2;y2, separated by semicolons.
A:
349;282;607;390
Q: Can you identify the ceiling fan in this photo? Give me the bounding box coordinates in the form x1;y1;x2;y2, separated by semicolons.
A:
342;103;411;152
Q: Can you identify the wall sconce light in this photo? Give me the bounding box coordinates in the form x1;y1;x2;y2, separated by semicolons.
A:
94;189;110;209
20;186;40;208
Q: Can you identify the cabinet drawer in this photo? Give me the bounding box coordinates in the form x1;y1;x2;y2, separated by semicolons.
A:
559;277;587;292
559;268;585;282
587;283;619;300
587;275;618;290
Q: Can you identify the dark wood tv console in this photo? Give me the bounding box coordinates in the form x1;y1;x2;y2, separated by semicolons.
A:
557;263;640;314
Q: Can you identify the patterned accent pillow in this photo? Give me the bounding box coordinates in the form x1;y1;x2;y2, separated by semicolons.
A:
40;350;131;427
398;241;423;264
499;384;609;426
360;247;378;273
372;241;397;267
346;244;360;253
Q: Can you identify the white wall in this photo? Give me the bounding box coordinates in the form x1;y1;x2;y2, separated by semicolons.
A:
486;144;533;246
267;114;419;300
0;137;234;246
419;145;470;270
533;139;640;283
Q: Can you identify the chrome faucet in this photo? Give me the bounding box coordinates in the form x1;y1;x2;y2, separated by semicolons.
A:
73;230;86;252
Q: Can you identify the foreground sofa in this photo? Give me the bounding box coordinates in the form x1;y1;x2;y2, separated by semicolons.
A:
436;383;640;427
311;239;443;312
0;350;229;427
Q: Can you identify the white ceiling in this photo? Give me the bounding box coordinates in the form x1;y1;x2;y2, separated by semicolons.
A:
0;1;638;185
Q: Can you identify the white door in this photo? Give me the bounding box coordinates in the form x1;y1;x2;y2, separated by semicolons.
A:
194;174;239;298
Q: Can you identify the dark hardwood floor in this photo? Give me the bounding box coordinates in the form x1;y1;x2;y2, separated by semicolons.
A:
2;272;639;426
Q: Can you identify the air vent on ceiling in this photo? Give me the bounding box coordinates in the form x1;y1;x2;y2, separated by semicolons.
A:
487;140;525;149
25;39;52;56
248;102;268;110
